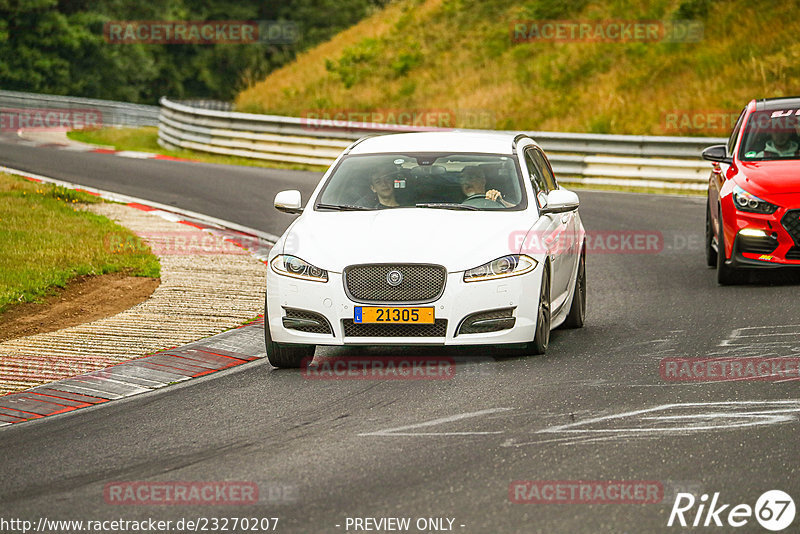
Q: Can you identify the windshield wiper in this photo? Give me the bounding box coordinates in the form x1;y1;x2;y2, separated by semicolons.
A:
316;203;372;211
415;202;479;211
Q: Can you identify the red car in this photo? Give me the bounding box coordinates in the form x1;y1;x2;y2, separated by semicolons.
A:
703;96;800;284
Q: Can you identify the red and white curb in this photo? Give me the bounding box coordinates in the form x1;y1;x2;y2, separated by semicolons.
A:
0;318;267;425
82;147;193;162
14;128;196;162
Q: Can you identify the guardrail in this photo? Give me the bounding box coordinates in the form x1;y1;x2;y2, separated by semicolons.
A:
0;90;159;128
158;97;723;190
0;91;723;189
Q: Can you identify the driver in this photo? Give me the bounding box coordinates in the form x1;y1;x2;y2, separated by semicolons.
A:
367;164;400;208
460;166;514;207
756;116;800;158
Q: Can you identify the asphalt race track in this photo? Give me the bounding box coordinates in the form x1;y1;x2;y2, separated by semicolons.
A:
1;137;798;533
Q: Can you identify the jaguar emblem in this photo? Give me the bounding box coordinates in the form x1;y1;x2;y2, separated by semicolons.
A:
386;270;403;287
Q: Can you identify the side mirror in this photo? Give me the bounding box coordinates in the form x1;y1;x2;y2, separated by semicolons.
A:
274;190;303;214
540;189;579;214
701;144;732;164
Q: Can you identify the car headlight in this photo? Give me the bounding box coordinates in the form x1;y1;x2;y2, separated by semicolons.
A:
270;255;328;282
464;254;537;282
732;185;778;214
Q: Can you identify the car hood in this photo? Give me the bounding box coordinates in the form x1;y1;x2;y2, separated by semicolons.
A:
281;208;538;273
738;161;800;202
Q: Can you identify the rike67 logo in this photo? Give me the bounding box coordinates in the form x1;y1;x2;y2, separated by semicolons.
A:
668;490;795;531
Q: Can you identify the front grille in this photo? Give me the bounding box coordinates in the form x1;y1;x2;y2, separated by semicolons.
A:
787;247;800;260
457;308;516;335
282;308;332;335
737;234;778;255
782;209;800;246
342;319;448;337
344;264;446;303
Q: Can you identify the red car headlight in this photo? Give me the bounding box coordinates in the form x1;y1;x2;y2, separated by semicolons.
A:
732;185;778;215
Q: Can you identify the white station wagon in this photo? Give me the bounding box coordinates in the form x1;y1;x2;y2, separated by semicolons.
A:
264;132;586;367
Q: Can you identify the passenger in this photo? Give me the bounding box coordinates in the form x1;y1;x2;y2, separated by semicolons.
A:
460;166;514;207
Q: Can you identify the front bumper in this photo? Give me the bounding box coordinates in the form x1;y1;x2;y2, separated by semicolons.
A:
265;265;543;346
724;205;800;268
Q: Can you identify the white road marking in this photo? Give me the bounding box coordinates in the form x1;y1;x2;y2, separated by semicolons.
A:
720;325;800;346
501;435;623;448
369;432;505;436
359;407;512;437
538;400;800;435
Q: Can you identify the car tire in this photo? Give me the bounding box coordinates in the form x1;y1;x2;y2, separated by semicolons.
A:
563;247;586;329
264;293;315;368
716;208;741;285
705;203;717;267
527;265;551;355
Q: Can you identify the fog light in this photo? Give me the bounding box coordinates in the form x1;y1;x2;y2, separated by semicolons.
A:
456;308;516;336
738;228;768;237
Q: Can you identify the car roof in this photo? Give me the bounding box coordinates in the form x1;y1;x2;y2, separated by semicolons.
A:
347;131;531;155
753;96;800;111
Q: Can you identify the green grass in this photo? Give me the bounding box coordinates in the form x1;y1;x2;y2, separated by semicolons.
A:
67;127;328;173
0;173;160;314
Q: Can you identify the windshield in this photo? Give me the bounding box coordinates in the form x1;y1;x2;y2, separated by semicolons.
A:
315;153;525;211
739;109;800;161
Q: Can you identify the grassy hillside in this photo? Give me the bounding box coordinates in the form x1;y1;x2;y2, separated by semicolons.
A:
236;0;800;135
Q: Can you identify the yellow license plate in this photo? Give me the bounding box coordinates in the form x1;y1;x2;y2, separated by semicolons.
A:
354;306;434;324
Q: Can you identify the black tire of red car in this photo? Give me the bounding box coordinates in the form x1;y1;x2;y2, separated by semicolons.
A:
705;202;717;267
716;207;741;285
264;293;316;368
527;264;551;354
563;244;586;329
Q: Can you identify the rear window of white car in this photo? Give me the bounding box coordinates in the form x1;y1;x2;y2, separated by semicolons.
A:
316;153;526;210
